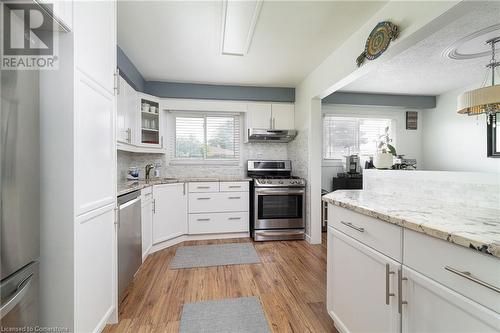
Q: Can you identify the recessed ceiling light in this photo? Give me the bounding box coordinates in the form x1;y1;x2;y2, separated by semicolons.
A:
220;0;263;56
443;24;500;60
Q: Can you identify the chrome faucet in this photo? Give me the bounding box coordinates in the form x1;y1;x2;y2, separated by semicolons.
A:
145;163;155;180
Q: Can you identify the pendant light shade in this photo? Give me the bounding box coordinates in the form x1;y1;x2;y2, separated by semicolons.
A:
457;84;500;115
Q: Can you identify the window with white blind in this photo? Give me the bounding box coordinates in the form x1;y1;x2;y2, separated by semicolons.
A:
173;113;240;161
323;116;394;160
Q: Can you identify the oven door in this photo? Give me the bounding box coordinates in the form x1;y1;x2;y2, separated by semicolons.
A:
254;187;305;229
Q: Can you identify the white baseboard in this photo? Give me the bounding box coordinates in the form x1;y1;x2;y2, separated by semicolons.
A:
149;232;250;254
96;306;115;333
328;309;348;333
305;233;311;243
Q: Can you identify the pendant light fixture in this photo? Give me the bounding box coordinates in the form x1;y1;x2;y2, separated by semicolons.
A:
457;37;500;124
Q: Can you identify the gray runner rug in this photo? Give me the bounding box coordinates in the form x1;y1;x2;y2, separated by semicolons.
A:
179;296;271;333
169;243;261;269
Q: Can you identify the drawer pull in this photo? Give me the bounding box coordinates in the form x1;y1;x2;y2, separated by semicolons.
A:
228;186;241;188
341;221;365;233
228;196;241;199
197;197;211;200
228;217;241;220
398;269;408;314
444;266;500;293
197;218;210;221
385;264;395;305
197;186;210;189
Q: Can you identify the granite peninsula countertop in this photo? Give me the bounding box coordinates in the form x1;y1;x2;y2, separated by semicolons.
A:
118;177;252;196
323;190;500;258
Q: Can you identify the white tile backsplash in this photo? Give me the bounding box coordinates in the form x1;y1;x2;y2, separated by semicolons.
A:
117;142;289;182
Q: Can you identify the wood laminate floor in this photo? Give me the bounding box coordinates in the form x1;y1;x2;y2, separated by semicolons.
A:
104;233;336;333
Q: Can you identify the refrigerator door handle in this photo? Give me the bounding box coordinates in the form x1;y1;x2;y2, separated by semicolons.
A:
0;274;34;319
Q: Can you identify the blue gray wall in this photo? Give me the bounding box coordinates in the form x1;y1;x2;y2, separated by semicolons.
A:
322;91;436;109
117;46;295;102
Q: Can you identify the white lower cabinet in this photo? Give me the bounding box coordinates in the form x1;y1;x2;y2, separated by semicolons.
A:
189;212;248;234
141;191;153;260
152;183;187;244
328;227;400;333
402;266;500;333
327;204;500;333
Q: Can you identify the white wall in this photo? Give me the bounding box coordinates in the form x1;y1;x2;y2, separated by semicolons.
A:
321;104;424;191
422;84;500;173
289;0;464;244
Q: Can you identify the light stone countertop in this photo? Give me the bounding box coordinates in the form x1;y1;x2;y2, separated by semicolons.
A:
117;177;252;196
322;190;500;258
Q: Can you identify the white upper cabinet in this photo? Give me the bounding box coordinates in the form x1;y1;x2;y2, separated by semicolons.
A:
116;77;137;144
271;103;294;129
74;0;116;94
246;103;272;129
138;93;162;148
153;183;188;244
244;102;295;142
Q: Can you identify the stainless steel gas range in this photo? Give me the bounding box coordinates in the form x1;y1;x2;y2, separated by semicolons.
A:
247;160;306;241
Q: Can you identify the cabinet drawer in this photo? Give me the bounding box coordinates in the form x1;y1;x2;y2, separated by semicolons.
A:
189;192;249;213
220;181;249;192
404;229;500;313
329;205;402;261
189;212;249;234
188;182;219;193
141;186;153;202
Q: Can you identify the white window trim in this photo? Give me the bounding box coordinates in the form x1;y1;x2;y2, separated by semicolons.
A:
167;111;243;166
322;114;398;161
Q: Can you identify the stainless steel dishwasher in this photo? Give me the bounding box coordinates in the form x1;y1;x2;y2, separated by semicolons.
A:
117;190;142;302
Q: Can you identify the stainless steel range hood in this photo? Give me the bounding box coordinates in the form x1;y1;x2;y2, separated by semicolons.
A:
248;129;297;143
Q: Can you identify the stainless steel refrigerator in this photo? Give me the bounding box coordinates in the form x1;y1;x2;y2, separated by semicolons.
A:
0;66;40;327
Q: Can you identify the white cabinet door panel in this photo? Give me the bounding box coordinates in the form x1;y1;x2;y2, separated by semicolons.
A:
75;73;115;215
75;205;114;333
188;212;248;234
328;227;400;333
402;266;500;333
271;103;294;129
74;0;115;93
246;103;272;129
153;183;187;244
141;199;153;260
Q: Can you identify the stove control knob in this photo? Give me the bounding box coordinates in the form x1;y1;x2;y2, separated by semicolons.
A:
279;180;284;184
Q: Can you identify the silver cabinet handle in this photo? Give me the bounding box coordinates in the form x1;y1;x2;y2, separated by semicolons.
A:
341;221;365;233
126;128;131;143
183;183;186;195
385;264;395;305
152;199;156;213
197;186;210;189
197;218;210;221
398;269;408;314
228;196;241;199
228;217;241;220
444;266;500;293
197;197;211;200
228;185;241;188
273;118;276;129
0;274;33;319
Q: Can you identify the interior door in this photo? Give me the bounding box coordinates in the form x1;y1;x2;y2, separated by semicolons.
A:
328;227;400;333
153;183;187;244
402;266;500;333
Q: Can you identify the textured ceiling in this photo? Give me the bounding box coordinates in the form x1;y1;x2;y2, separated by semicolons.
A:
118;1;387;87
341;1;500;96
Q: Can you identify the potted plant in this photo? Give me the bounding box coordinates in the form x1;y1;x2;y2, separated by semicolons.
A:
373;126;396;169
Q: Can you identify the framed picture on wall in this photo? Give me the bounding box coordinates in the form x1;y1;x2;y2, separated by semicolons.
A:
487;112;499;158
406;111;418;130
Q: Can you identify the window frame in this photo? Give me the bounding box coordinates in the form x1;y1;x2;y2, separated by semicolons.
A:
170;111;242;165
322;114;397;161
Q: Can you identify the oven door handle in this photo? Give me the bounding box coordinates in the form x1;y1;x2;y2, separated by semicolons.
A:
255;188;305;195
